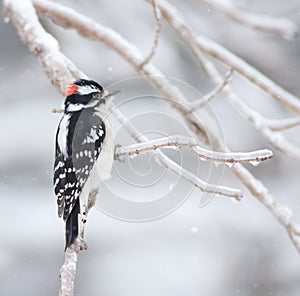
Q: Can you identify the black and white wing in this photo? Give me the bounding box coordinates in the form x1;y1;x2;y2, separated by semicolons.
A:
54;111;106;221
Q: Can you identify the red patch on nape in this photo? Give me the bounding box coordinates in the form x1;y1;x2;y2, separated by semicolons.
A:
66;84;78;96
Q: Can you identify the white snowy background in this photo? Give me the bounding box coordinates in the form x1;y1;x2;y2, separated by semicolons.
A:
1;0;300;295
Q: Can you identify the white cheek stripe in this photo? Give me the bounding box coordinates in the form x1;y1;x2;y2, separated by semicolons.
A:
67;100;100;112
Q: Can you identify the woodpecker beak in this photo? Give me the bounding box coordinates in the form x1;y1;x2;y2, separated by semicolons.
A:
102;89;121;99
102;90;110;97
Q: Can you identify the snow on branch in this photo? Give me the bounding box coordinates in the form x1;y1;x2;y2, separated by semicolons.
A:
191;146;272;166
3;0;85;94
58;238;86;296
115;135;273;167
198;0;298;39
115;135;197;158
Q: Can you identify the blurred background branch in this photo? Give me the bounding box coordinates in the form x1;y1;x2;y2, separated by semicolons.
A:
197;0;298;39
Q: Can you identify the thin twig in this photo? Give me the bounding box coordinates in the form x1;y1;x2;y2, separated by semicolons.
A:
140;0;162;67
52;108;64;113
191;69;233;111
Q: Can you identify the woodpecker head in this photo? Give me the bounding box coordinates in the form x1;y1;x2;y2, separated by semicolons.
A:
64;79;108;113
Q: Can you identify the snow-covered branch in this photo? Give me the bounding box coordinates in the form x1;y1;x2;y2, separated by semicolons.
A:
3;0;85;94
115;135;273;167
197;0;298;39
191;147;273;166
115;135;197;158
58;238;86;296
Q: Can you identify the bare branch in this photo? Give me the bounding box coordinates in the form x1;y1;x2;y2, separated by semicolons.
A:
140;0;162;67
197;0;298;39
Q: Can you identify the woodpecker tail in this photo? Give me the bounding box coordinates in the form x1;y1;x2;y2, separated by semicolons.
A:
65;198;80;251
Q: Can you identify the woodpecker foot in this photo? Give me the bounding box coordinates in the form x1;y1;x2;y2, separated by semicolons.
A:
76;237;88;251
